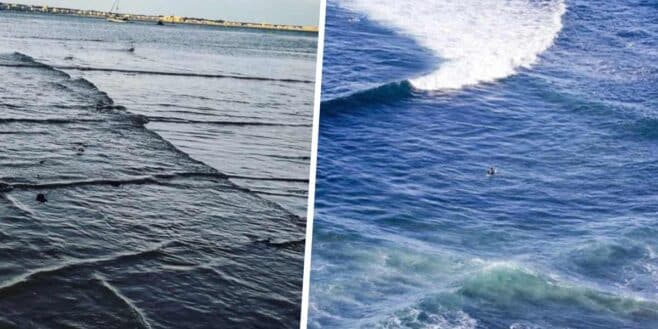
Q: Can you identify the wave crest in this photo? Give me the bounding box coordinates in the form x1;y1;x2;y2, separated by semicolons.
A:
460;262;658;317
341;0;566;90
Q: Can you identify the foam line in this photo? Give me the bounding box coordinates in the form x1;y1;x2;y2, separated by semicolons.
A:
5;172;232;191
0;62;313;84
0;118;104;124
53;65;313;84
252;190;308;198
0;242;172;293
95;275;154;329
226;174;310;183
147;116;312;127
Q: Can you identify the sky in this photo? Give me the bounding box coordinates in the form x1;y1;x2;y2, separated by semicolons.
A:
10;0;321;25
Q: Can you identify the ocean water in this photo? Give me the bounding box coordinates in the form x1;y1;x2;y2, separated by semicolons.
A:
0;12;316;329
310;1;658;328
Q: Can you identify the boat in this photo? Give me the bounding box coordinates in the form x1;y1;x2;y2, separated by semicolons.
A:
107;16;129;23
107;0;129;23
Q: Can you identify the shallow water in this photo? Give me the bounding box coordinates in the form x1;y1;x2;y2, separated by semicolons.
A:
310;1;658;328
0;11;317;216
0;12;316;329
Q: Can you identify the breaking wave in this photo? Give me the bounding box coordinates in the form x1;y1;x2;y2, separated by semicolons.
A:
340;0;566;90
460;262;658;318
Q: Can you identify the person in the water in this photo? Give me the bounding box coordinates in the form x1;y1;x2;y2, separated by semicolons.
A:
36;193;47;203
487;166;497;176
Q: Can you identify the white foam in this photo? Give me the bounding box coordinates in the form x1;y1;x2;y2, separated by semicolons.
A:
382;308;477;329
340;0;566;90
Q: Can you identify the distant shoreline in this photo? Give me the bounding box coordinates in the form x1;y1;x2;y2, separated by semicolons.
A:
0;2;319;33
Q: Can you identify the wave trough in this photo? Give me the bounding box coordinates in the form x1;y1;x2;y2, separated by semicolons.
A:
341;0;566;90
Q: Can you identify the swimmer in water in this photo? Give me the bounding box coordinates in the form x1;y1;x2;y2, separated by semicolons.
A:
487;167;497;176
36;193;47;203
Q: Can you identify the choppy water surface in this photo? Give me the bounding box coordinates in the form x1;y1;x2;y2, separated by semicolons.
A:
310;1;658;328
0;11;316;329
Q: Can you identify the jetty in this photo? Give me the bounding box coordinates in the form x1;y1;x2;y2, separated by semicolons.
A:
0;2;319;33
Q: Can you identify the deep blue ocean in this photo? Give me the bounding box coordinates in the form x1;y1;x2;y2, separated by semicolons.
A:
310;1;658;328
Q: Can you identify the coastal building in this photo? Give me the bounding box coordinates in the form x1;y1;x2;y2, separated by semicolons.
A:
161;15;184;24
0;2;319;33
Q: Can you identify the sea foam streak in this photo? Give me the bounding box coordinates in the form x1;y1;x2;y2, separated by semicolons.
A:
341;0;566;90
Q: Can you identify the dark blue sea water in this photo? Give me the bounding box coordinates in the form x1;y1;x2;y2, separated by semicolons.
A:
0;11;316;329
310;1;658;328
